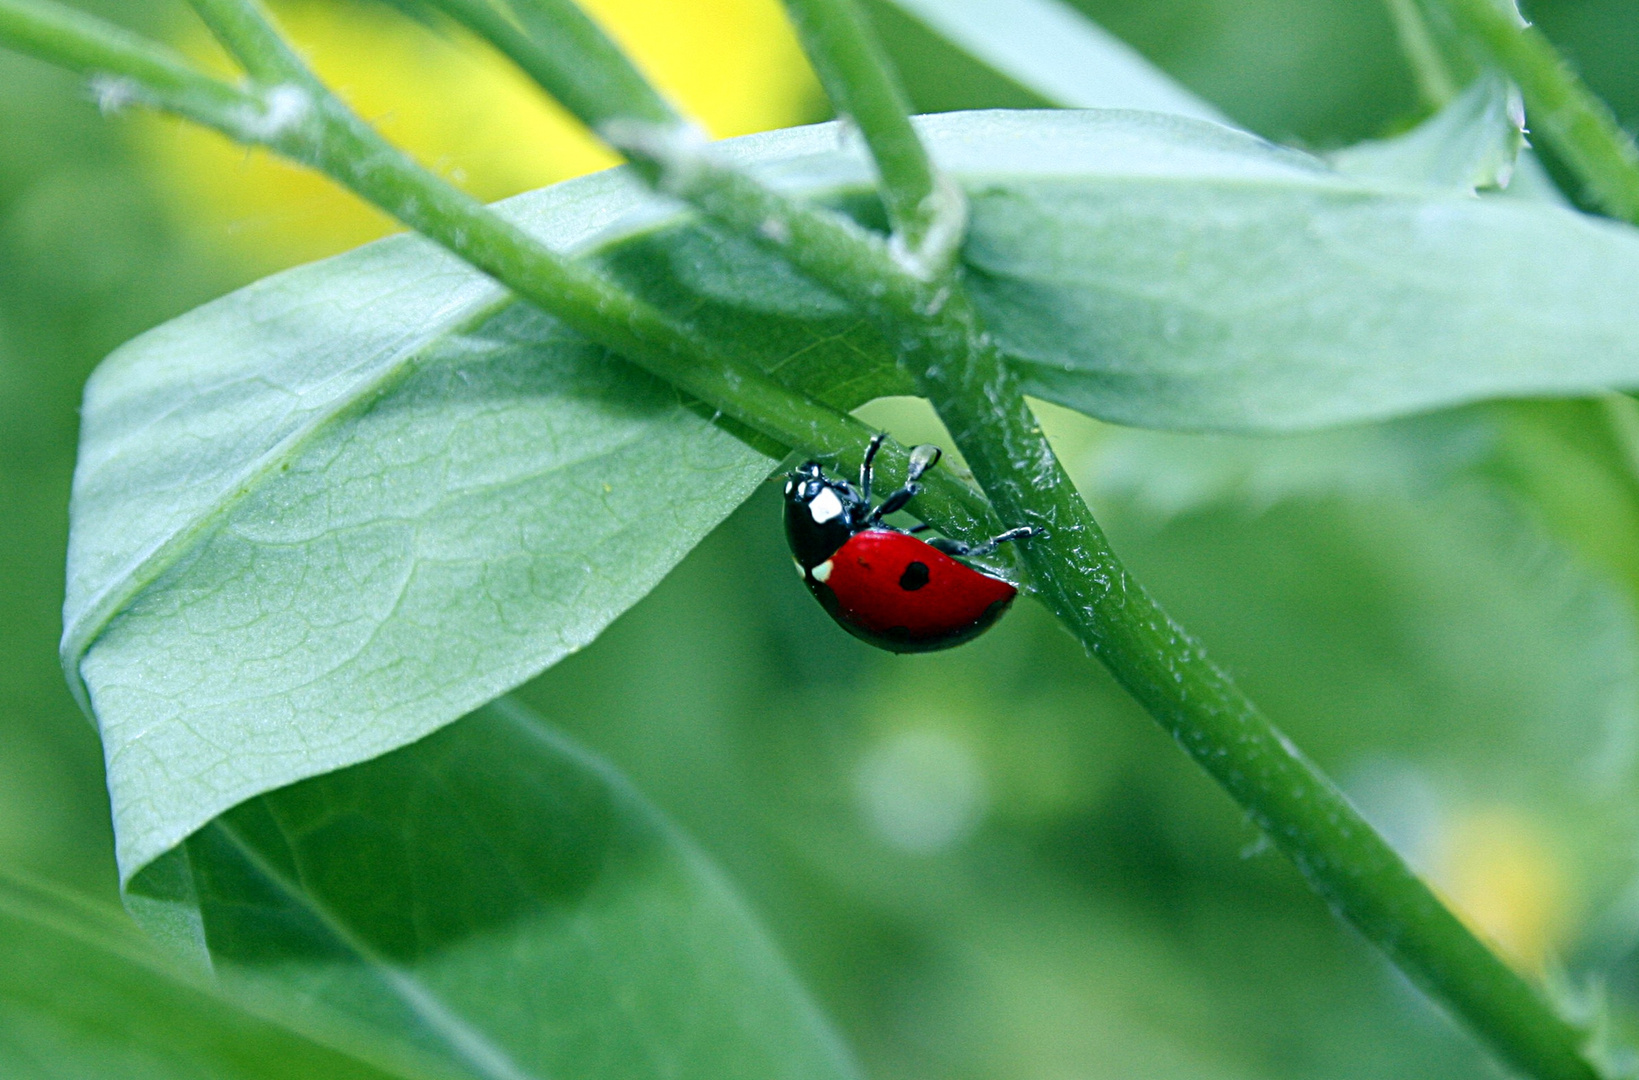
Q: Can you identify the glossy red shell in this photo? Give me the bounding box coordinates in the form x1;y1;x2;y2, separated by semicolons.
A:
805;529;1017;653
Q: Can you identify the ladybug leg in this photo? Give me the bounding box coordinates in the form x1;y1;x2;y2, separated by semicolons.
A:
927;526;1039;558
859;433;886;504
867;444;943;524
871;487;916;521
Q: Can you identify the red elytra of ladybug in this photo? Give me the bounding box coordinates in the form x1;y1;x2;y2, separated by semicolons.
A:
783;439;1035;653
814;529;1017;649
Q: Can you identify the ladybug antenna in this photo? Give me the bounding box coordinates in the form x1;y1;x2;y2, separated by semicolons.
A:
859;434;886;503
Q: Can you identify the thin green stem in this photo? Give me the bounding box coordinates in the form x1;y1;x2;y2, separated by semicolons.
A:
410;0;955;278
604;19;1605;1080
1430;0;1639;222
0;0;258;129
419;0;678;132
777;0;957;266
1383;0;1461;108
602;124;916;308
185;0;312;86
0;0;1001;546
915;315;1602;1080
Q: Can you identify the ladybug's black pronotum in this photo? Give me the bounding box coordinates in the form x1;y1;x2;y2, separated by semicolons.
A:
784;436;1036;652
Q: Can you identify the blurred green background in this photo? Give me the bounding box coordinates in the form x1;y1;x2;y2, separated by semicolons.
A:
8;1;1639;1077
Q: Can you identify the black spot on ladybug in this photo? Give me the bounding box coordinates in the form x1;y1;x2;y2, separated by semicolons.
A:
898;561;930;591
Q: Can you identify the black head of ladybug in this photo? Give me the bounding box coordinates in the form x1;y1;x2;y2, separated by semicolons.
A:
783;461;862;571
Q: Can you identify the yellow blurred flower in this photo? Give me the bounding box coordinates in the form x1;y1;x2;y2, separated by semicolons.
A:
137;0;820;270
1433;804;1571;974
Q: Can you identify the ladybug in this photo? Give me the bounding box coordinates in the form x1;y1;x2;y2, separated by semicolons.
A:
784;436;1036;652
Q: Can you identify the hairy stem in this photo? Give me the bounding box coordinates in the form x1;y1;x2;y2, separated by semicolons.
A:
419;0;678;132
0;0;260;127
1429;0;1639;222
186;0;312;85
778;0;956;265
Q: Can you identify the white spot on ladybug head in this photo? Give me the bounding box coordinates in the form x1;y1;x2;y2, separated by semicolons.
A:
793;558;807;578
811;559;834;583
809;486;844;524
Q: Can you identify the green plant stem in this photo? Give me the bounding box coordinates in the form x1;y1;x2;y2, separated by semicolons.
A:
1383;0;1461;107
419;0;678;131
0;0;259;128
0;0;1003;548
778;0;955;263
1430;0;1639;222
185;0;311;85
583;16;1608;1080
916;322;1603;1080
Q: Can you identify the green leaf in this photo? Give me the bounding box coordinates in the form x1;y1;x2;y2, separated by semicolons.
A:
68;109;1639;886
1502;151;1572;206
938;111;1639;431
0;872;403;1079
867;0;1227;121
61;122;911;884
1329;71;1525;191
129;698;858;1080
1088;410;1497;517
69;289;775;880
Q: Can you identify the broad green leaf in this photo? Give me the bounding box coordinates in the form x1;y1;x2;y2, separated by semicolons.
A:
129;698;858;1080
1329;72;1525;191
0;872;403;1079
941;112;1639;431
868;0;1227;121
69;290;773;880
1085;409;1498;517
632;112;1639;437
68;110;1639;885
